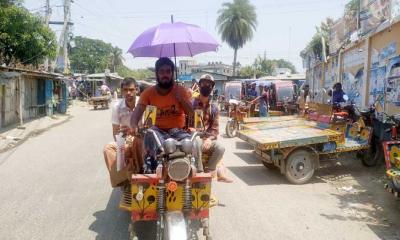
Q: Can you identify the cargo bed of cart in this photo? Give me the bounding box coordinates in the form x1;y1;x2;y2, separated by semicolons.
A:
238;118;372;184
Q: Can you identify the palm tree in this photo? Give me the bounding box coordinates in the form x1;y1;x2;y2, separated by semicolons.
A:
217;0;257;76
110;47;124;72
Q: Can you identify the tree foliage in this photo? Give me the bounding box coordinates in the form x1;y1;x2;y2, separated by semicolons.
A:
0;0;23;7
217;0;257;75
69;36;121;74
110;47;124;72
116;65;153;80
344;0;359;19
0;4;57;66
300;18;334;61
240;57;297;78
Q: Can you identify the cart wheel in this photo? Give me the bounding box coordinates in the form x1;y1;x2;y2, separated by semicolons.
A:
225;119;237;138
359;141;383;167
285;149;315;184
262;160;275;169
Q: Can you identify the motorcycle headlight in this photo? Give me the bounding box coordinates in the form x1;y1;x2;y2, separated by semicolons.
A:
179;138;193;154
163;138;177;154
168;158;191;181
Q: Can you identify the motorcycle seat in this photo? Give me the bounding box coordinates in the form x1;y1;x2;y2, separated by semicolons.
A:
334;112;349;118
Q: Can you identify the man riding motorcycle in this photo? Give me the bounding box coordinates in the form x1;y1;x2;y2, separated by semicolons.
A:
332;82;346;105
130;57;194;172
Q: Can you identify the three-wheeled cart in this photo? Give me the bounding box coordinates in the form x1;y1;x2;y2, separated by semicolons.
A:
238;103;373;184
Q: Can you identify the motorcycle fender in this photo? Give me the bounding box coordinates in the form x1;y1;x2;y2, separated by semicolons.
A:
165;211;187;240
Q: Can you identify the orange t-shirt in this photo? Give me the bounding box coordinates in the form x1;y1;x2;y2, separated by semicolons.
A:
139;84;191;130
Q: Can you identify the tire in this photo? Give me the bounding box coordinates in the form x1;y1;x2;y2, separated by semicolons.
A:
94;105;98;110
285;149;316;184
360;141;384;167
225;119;238;138
262;160;275;169
391;178;400;193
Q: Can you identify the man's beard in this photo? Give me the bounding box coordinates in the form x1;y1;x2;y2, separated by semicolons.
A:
157;77;174;89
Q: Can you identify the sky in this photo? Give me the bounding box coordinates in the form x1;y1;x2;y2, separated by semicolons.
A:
24;0;349;73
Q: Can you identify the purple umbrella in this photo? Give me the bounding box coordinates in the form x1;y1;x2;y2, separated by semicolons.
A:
128;22;219;58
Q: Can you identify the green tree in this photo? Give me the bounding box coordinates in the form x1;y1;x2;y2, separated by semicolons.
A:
110;47;124;72
69;36;114;74
239;65;257;78
0;4;57;66
217;0;257;76
116;65;153;79
272;59;297;74
0;0;22;7
240;57;297;78
300;18;334;62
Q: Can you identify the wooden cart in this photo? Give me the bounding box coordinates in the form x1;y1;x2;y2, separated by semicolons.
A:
238;104;372;184
89;95;111;110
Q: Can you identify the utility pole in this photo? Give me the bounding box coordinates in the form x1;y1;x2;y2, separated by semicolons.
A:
51;0;72;74
357;0;361;30
63;0;71;74
288;26;292;62
44;0;51;71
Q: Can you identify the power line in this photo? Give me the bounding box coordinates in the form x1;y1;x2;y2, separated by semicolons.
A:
69;1;345;19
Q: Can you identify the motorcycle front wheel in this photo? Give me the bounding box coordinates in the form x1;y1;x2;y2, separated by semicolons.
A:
225;119;238;138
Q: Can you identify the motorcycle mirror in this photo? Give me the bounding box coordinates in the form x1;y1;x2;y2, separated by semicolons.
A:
343;95;349;101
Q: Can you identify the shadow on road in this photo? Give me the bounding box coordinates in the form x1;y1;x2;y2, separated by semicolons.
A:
89;188;156;240
235;142;253;150
89;188;130;240
316;157;400;239
228;165;289;186
233;152;260;165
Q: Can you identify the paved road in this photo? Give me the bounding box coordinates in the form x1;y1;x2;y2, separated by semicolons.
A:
1;102;399;240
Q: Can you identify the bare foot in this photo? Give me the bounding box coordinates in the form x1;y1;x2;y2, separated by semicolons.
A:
217;175;233;183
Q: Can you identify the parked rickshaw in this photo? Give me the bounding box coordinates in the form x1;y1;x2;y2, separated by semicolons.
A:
225;99;251;137
238;98;373;184
223;81;242;111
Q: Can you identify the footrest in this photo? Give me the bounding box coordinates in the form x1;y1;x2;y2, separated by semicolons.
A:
119;186;132;212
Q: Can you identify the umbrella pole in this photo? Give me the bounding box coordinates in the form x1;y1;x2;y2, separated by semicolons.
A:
174;43;178;80
171;14;178;81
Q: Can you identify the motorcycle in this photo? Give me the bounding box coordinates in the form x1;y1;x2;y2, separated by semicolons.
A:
123;106;213;240
330;95;360;124
225;99;249;138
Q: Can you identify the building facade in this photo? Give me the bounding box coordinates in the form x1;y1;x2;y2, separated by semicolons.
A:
0;67;67;128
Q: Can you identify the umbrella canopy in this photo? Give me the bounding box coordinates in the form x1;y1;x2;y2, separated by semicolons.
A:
128;22;218;58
